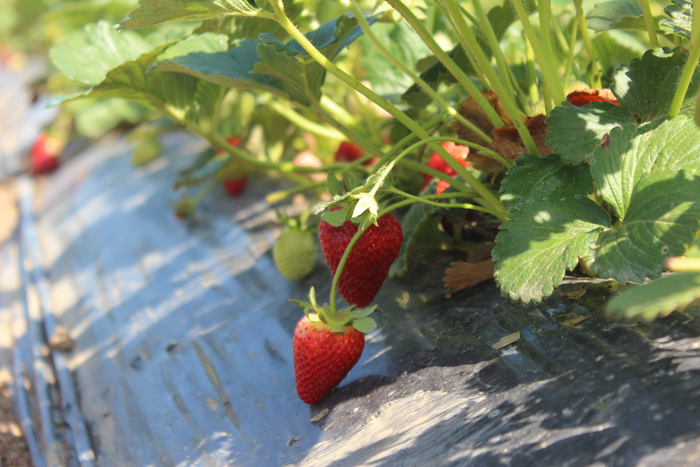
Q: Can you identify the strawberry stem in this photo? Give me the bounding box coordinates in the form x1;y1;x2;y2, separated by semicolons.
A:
269;1;509;218
668;6;700;119
380;187;501;216
329;228;365;319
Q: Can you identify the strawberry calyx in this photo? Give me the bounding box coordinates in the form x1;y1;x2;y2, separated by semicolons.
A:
289;287;379;335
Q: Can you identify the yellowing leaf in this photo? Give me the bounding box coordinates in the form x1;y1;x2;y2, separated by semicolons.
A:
492;331;521;350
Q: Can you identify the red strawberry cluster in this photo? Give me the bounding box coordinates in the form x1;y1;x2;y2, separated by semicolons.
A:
421;141;470;193
319;213;403;307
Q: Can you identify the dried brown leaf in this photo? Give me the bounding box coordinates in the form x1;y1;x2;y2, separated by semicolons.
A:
561;315;589;327
492;330;521;350
492;114;553;163
452;91;514;147
444;259;494;298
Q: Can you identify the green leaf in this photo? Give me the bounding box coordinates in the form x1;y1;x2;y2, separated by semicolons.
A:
150;15;373;106
358;21;431;100
351;317;377;333
51;32;228;123
493;198;611;304
389;184;443;278
546;102;637;164
289;299;314;310
585;1;648;33
118;0;262;30
319;203;352;227
327;172;343;197
660;0;693;39
500;154;594;212
50;21;152;86
610;48;696;122
606;272;700;321
252;15;372;106
149;39;285;97
587;169;700;283
591;117;700;219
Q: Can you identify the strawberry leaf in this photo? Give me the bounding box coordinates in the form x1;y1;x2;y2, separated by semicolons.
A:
545;102;636;164
118;0;263;30
660;0;693;39
607;272;700;321
591;117;700;220
586;169;700;283
50;21;154;86
500;154;594;212
50;31;229;124
492;198;611;304
289;299;314;310
610;47;700;122
327;172;343;197
585;1;648;33
351;317;377;334
151;15;374;106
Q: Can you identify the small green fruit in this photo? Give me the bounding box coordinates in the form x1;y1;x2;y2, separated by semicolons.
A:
131;136;162;166
273;227;316;280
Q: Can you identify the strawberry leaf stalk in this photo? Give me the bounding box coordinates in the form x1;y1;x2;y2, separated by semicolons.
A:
290;287;378;404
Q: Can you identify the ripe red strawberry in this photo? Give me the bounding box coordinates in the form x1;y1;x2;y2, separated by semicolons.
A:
217;136;248;196
30;134;60;174
319;213;402;307
222;178;248;196
335;141;374;166
421;141;470;192
293;315;365;404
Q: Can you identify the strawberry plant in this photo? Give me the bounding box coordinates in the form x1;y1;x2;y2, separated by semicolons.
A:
32;0;700;401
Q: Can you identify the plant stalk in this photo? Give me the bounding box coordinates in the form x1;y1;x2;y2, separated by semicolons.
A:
384;0;504;129
443;0;540;156
345;0;493;144
511;0;565;104
329;228;364;317
269;0;508;218
638;0;659;49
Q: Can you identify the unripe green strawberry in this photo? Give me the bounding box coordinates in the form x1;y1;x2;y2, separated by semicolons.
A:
273;227;316;280
293;315;364;404
131;135;162;166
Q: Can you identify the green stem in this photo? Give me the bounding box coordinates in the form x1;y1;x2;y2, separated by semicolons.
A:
320;96;357;128
444;0;541;156
345;0;493;144
329;228;364;317
266;181;325;203
266;99;345;140
270;0;508;218
512;0;566;104
434;1;491;89
574;0;601;88
397;159;477;194
638;0;659;49
563;19;579;91
525;34;539;106
384;0;504;129
507;64;531;115
383;187;502;215
210;87;226;134
538;0;556;78
668;14;700;118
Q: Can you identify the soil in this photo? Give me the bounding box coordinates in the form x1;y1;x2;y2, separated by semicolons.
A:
0;181;33;467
